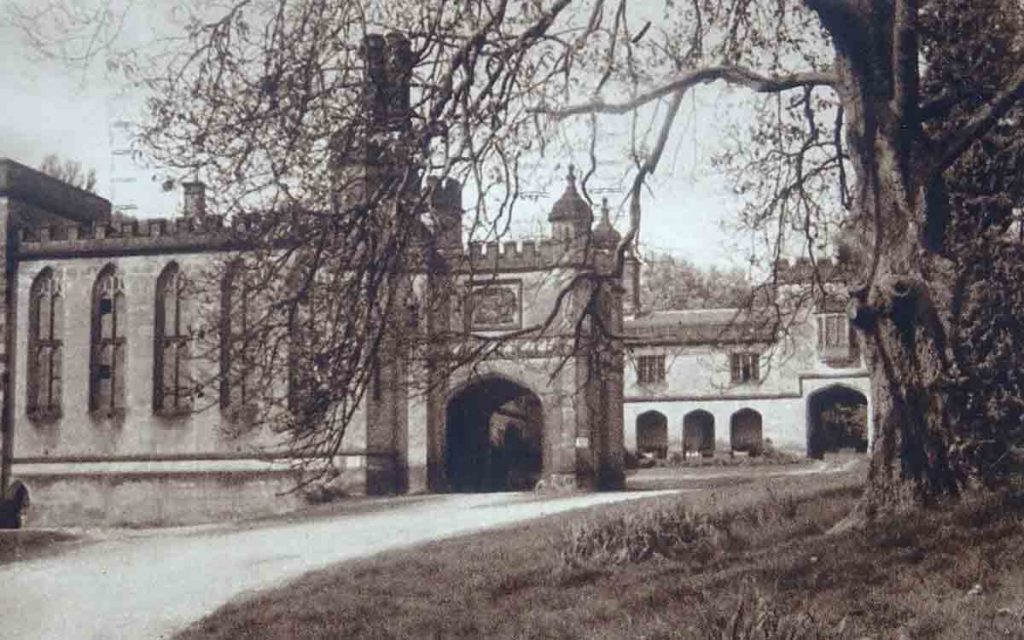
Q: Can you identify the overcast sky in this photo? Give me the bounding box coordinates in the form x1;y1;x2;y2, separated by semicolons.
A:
0;2;752;269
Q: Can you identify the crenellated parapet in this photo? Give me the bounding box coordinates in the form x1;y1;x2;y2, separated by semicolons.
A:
14;214;250;259
460;238;604;272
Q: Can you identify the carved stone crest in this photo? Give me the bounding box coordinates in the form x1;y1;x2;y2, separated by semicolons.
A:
468;280;522;331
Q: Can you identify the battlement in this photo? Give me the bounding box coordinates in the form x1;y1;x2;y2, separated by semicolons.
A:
14;214;252;259
460;237;609;272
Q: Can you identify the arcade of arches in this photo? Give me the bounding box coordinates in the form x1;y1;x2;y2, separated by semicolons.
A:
634;408;772;457
444;378;544;492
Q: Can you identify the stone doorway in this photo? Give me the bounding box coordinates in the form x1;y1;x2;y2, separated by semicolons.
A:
444;378;543;492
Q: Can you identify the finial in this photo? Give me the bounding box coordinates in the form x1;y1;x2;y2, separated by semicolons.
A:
601;197;611;222
567;163;576;185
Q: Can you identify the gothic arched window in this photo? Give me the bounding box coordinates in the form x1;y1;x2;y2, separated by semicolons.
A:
154;262;191;415
27;268;63;420
220;261;252;411
90;265;127;415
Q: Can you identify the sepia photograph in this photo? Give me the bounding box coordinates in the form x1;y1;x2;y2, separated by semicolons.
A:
1;0;1023;637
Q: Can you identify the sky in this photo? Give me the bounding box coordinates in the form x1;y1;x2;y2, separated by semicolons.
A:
0;1;754;270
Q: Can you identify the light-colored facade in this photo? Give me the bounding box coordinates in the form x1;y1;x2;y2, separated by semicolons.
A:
0;155;630;526
0;155;872;528
622;290;872;458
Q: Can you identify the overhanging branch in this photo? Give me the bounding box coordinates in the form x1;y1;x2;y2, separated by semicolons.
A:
536;65;838;118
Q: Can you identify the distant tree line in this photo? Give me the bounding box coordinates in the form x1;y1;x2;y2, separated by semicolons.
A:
640;252;750;312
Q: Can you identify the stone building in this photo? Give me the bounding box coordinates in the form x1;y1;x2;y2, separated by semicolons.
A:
0;156;635;526
0;33;870;528
621;261;872;462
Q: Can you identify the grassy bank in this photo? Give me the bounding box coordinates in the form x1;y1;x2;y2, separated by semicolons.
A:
0;529;79;565
177;470;1024;639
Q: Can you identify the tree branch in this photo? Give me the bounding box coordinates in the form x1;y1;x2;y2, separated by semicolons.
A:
933;64;1024;176
535;65;838;118
892;0;920;176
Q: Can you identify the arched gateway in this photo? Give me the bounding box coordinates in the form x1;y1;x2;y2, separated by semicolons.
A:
807;385;868;458
444;378;544;492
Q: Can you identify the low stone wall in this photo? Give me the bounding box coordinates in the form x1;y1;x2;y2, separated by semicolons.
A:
12;461;368;528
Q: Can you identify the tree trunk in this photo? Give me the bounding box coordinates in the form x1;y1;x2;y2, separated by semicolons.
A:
818;1;963;515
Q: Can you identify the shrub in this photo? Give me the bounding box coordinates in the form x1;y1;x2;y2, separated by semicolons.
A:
558;505;730;568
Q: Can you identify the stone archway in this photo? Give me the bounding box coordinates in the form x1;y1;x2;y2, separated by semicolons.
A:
683;410;715;456
636;411;668;459
730;408;763;453
807;385;868;459
444;377;543;492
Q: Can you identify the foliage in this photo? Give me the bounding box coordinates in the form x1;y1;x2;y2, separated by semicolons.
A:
559;502;727;567
919;0;1024;491
946;239;1024;485
640;251;751;311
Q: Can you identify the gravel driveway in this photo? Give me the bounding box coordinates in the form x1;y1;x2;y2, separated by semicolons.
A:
0;489;681;640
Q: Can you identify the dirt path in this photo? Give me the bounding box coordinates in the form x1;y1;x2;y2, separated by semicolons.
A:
0;460;860;640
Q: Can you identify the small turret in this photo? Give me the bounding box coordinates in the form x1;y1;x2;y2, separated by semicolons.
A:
592;198;621;248
549;165;593;242
623;248;641;316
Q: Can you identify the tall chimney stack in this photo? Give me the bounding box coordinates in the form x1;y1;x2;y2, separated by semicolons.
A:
182;181;207;218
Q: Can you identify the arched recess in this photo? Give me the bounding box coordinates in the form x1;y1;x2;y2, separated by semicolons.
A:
154;262;191;415
807;385;868;458
445;377;544;492
89;264;126;414
683;410;715;456
27;268;63;420
636;410;668;459
730;408;763;453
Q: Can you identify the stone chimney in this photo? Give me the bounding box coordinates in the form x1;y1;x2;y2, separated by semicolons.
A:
623;250;641;316
182;181;206;218
361;31;413;132
428;176;463;249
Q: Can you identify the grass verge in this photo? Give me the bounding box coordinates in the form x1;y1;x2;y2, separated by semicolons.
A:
176;469;1024;640
0;529;80;565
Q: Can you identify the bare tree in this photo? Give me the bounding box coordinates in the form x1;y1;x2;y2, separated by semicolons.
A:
38;154;97;192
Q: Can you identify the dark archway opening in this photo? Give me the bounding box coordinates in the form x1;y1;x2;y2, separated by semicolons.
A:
636;411;669;459
445;378;543;492
730;408;763;454
683;410;715;456
807;386;868;459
